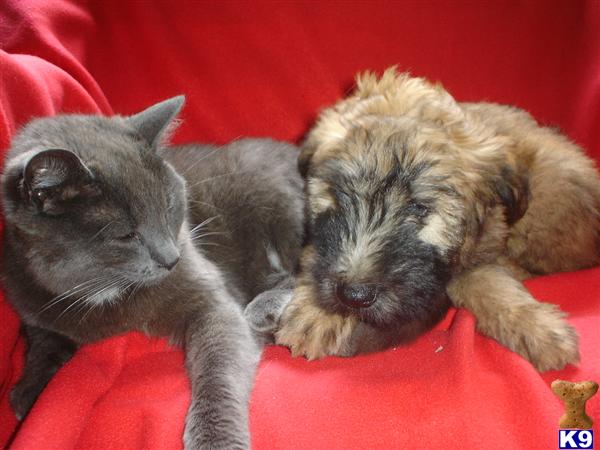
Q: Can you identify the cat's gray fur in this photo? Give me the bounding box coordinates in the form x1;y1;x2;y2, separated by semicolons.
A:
1;97;304;449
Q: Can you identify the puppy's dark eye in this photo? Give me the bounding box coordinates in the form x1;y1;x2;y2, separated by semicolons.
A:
407;202;429;218
116;232;139;241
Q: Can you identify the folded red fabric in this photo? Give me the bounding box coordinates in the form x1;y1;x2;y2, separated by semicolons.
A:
1;1;599;448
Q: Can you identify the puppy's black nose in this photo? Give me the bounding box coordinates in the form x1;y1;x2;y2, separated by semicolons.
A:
336;282;377;308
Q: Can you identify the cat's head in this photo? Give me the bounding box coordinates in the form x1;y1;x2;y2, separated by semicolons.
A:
2;96;187;304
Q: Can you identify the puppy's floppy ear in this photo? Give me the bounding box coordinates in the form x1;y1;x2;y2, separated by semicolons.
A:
23;149;97;215
493;163;529;225
127;95;185;148
298;142;317;178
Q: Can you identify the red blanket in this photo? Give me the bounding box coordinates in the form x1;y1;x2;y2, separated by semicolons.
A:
1;1;599;448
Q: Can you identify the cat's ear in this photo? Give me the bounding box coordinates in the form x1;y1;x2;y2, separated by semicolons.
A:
126;96;185;148
23;149;96;215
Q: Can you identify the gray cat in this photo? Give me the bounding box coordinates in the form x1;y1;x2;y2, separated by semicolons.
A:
1;97;304;449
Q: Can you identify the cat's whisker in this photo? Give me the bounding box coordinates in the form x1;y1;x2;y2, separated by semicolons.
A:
38;277;108;314
188;199;222;211
190;231;228;242
79;277;128;304
83;276;129;303
56;276;126;321
69;280;127;321
189;215;220;235
77;303;96;325
178;147;221;176
187;170;254;188
125;280;144;303
87;221;116;243
78;278;135;324
196;241;225;248
46;277;106;302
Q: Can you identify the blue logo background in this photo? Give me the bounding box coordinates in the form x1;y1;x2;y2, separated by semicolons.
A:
559;430;594;449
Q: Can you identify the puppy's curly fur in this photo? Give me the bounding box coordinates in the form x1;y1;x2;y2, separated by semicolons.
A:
275;68;600;371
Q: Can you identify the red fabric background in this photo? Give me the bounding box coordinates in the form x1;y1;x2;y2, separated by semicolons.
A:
1;1;599;448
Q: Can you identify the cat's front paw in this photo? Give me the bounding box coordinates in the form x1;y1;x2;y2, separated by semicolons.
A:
183;419;247;450
244;288;293;338
275;297;358;360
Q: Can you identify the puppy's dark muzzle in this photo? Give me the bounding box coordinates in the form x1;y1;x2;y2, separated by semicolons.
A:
336;282;377;308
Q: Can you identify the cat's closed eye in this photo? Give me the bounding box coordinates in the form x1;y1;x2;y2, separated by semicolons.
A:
115;232;139;241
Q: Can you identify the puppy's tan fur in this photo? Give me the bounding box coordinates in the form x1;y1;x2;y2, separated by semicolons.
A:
277;68;600;370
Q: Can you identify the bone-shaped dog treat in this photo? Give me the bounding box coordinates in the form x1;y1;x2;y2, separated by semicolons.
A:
551;380;598;429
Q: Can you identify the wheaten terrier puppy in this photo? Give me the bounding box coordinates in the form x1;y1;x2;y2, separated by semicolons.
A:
273;68;600;371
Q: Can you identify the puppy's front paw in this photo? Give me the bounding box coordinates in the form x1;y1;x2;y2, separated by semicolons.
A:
275;298;357;360
448;265;580;372
513;303;579;371
485;302;579;372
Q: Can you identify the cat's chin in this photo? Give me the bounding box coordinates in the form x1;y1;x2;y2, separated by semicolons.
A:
139;271;171;287
89;286;125;305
